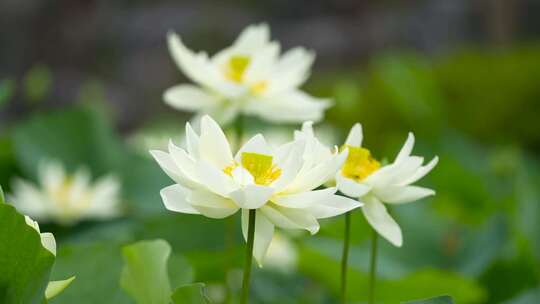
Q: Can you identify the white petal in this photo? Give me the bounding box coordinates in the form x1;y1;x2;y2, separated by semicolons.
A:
345;123;363;147
301;121;315;137
231;166;255;186
160;184;199;214
336;173;371;198
260;204;319;234
192;104;241;127
196;161;238;197
272;187;337;209
150;150;199;188
40;232;56;256
285;150;347;193
39;160;65;192
167;32;229;94
385;156;424;185
199;115;234;168
373;185;435;204
87;175;121;218
244;90;331;123
232;23;270;53
310;194;363;219
185;122;200;158
235;134;272;161
266;47;315;94
241;210;275;266
400;156;439;186
362;197;402;247
229;185;274;209
164;84;219;111
68;167;91;204
244;42;280;82
168;140;198;181
271;140;305;191
394;132;415;164
10;179;48;219
188;189;238;218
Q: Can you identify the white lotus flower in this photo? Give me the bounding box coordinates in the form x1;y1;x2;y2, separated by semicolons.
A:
150;115;361;265
165;23;331;125
336;124;438;247
24;215;56;255
10;160;121;225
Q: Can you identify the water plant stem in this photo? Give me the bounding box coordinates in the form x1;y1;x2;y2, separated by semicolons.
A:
367;227;379;304
340;211;352;304
240;209;256;304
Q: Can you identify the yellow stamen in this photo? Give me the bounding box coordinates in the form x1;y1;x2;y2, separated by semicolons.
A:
341;145;380;181
250;81;268;94
223;163;238;176
241;152;281;186
225;55;250;83
223;152;282;186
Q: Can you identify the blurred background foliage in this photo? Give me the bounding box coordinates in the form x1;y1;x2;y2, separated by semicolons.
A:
1;0;540;303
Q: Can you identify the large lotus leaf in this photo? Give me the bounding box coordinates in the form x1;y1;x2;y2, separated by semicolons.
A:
0;203;55;304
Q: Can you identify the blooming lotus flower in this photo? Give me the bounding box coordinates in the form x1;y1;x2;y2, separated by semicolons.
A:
150;115;360;265
10;160;121;225
336;124;438;246
165;23;331;124
24;215;56;255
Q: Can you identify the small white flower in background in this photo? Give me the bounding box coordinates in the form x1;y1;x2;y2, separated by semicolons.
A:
264;232;298;273
10;160;121;225
24;215;56;255
150;115;361;265
165;23;331;125
336;124;438;247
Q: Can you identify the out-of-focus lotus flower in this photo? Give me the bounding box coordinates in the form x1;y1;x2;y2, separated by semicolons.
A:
165;23;331;125
24;215;56;255
10;160;121;225
337;124;438;247
264;232;298;273
150;115;360;265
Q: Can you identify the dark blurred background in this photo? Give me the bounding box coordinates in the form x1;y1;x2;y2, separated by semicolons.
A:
1;1;540;303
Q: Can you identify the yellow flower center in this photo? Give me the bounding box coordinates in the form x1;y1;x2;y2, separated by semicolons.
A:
341;145;380;181
250;81;268;95
223;152;281;186
48;177;91;213
225;55;251;83
50;178;74;207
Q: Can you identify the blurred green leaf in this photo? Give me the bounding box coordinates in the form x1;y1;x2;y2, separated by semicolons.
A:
0;203;56;304
12;107;124;178
502;288;540;304
120;239;172;304
0;79;15;108
402;295;453;303
299;243;486;303
49;242;131;304
45;276;76;300
171;283;211;304
24;64;52;103
479;252;539;303
435;47;540;146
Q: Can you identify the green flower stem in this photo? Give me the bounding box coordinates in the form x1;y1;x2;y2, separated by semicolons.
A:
340;211;352;304
240;209;256;304
367;227;379;304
